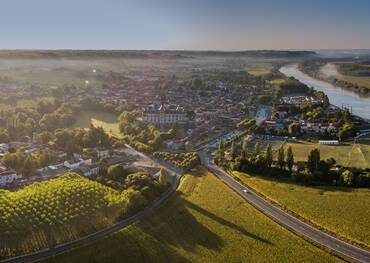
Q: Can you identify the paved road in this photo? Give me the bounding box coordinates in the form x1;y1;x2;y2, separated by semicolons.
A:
0;148;182;263
203;159;370;263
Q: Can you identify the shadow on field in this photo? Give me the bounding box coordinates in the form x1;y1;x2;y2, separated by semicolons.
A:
183;199;272;245
243;173;355;193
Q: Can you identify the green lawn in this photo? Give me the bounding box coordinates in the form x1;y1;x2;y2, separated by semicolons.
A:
43;168;341;263
284;140;370;168
70;110;121;137
233;171;370;248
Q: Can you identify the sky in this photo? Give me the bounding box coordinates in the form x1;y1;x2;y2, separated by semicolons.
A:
0;0;370;50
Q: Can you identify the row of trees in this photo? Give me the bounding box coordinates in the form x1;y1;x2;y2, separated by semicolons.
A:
217;139;370;187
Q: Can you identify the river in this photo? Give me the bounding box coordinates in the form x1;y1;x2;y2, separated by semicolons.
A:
279;64;370;120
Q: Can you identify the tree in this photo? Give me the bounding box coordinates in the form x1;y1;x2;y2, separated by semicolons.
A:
277;145;285;170
230;141;237;160
159;168;167;185
265;143;273;169
288;123;300;136
339;170;354;186
307;148;320;173
23;157;36;177
0;129;9;143
107;164;125;180
286;146;294;173
38;131;54;145
242;140;248;158
216;139;225;163
254;142;260;156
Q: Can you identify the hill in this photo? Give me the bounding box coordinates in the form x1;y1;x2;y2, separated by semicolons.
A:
0;50;317;59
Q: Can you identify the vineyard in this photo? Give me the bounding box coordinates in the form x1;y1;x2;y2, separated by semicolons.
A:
0;173;129;259
153;152;200;170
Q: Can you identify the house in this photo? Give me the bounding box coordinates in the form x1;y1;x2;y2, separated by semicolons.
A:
165;140;185;151
64;158;92;170
96;148;110;159
0;169;18;186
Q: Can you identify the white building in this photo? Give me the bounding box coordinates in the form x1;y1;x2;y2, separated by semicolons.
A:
319;140;339;145
64;158;92;170
0;171;18;186
143;104;188;125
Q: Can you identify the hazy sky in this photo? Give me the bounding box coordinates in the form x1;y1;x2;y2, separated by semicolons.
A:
1;0;370;50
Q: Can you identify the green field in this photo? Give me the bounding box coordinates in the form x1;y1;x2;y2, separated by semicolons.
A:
233;171;370;248
71;110;121;137
0;173;126;259
335;62;370;88
43;168;341;263
284;140;370;168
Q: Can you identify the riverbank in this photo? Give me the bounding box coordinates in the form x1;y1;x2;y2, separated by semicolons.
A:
279;64;370;120
299;62;370;97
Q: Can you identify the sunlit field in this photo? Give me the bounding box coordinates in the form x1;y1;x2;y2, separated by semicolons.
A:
70;110;121;137
233;171;370;248
43;168;341;263
284;140;370;168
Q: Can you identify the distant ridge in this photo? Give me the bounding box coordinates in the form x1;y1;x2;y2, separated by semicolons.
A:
0;50;317;59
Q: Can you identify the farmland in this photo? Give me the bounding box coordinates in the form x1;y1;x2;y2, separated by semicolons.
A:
283;140;370;168
0;173;127;259
44;168;341;263
233;171;370;248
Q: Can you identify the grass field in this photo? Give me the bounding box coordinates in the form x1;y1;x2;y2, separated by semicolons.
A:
245;63;273;76
233;171;370;248
0;173;126;259
284;140;370;168
71;110;121;137
337;74;370;89
43;168;341;263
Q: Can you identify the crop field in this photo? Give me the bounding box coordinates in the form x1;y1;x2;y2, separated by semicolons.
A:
284;140;370;168
71;110;121;137
0;173;126;259
44;168;341;263
233;171;370;248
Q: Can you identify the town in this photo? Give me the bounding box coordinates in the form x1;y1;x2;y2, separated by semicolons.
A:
0;50;369;263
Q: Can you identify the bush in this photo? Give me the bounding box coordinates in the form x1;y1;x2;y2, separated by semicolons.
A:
339;170;355;186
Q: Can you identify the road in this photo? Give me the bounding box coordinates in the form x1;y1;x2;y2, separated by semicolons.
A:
201;153;370;263
0;147;182;263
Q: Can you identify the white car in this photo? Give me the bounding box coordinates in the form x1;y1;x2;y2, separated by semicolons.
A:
243;189;249;193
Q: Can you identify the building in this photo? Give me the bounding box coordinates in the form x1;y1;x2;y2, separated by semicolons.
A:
0;168;18;186
143;104;188;125
319;140;339;145
64;158;92;170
